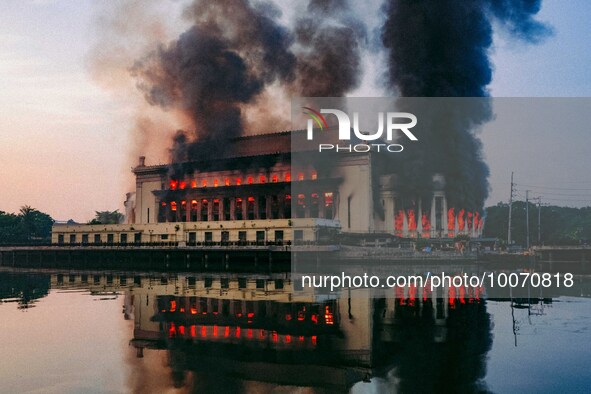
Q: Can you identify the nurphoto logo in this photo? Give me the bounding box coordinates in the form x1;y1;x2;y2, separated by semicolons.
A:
302;106;418;153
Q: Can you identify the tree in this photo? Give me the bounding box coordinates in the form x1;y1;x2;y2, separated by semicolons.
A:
18;206;54;241
0;206;54;244
88;210;124;225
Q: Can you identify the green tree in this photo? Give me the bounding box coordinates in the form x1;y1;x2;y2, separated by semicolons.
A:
88;210;124;225
0;206;54;244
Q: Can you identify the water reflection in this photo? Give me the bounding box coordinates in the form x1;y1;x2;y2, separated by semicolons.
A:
1;269;590;393
0;271;50;309
48;272;494;392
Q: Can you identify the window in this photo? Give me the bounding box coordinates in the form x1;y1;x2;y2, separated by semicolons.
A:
296;194;306;218
324;192;334;219
275;230;284;242
285;172;291;182
256;279;265;289
82;234;89;244
221;231;229;242
260;175;266;183
204;277;213;288
310;193;319;217
94;234;101;244
214;179;219;187
238;278;247;289
58;234;64;244
225;178;230;186
188;232;196;243
69;234;76;243
247;197;255;220
238;231;247;242
294;230;304;242
134;232;142;243
107;234;114;243
160;234;168;240
223;198;231;220
120;233;128;244
221;278;229;289
298;172;304;181
202;179;207;187
247;176;253;184
235;197;243;220
311;170;317;180
274;279;284;289
204;232;213;242
201;199;209;221
256;230;265;243
213;199;220;221
259;196;267;219
191;180;197;188
179;181;186;189
272;174;278;183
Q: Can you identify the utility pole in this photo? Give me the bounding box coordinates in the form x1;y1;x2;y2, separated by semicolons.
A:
508;172;515;245
526;190;530;249
537;197;542;245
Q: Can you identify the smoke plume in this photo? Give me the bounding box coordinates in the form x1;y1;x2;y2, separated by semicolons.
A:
381;0;551;210
292;0;365;97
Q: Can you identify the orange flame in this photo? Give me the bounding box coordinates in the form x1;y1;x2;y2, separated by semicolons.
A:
458;209;465;231
395;210;404;234
407;209;417;232
422;212;430;237
448;208;455;236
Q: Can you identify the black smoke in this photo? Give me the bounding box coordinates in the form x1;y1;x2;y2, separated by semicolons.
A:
381;0;551;210
131;0;296;169
293;0;365;97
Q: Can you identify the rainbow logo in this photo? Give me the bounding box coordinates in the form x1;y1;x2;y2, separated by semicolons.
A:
302;107;328;130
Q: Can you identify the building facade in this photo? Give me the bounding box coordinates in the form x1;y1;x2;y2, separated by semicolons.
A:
52;130;483;245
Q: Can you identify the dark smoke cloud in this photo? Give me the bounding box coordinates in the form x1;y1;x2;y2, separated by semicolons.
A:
131;0;296;169
293;0;366;97
381;0;551;210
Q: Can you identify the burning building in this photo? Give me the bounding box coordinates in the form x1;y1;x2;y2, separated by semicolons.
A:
52;127;483;246
51;0;551;245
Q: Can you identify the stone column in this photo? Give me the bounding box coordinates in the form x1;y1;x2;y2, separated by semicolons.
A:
230;198;236;220
266;195;273;219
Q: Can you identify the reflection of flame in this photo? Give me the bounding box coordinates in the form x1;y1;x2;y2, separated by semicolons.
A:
467;212;473;230
474;212;480;231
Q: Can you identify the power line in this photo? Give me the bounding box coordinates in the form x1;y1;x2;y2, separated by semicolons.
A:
514;183;591;191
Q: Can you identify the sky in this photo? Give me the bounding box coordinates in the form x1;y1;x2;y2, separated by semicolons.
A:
1;0;591;222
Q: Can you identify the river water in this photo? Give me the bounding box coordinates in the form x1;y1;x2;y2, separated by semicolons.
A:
0;268;589;393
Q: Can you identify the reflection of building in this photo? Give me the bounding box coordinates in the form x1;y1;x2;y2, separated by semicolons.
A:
48;271;493;392
52;130;483;246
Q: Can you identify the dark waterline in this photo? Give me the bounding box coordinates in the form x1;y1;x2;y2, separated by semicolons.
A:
0;268;590;393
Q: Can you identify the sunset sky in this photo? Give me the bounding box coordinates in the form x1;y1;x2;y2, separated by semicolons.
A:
1;0;591;222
